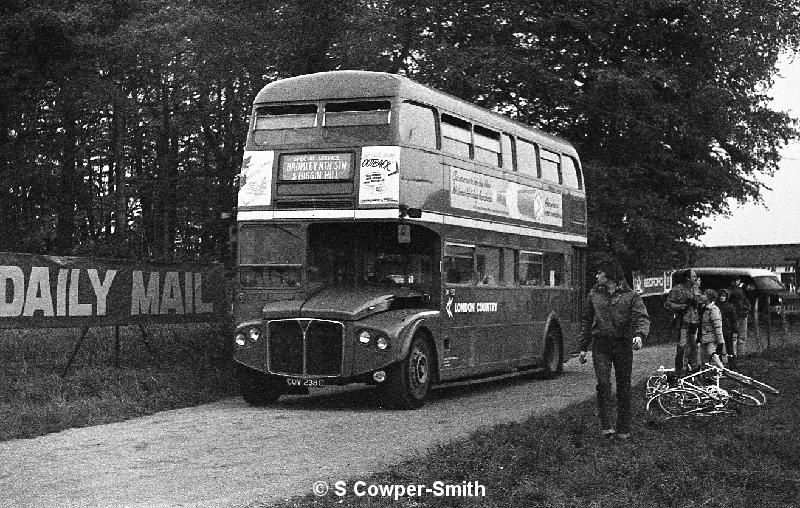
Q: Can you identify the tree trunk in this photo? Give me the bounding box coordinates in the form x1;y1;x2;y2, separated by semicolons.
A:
54;94;78;254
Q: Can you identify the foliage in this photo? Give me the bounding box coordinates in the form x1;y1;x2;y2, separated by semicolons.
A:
1;1;799;270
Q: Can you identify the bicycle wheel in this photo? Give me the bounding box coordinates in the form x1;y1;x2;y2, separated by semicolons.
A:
719;378;766;406
657;388;704;417
646;373;669;398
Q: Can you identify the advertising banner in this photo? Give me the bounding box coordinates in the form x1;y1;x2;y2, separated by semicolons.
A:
449;166;563;227
0;253;227;329
358;146;401;205
238;150;275;207
632;271;673;297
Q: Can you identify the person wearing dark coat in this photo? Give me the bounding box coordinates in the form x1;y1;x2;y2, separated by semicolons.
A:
578;259;650;440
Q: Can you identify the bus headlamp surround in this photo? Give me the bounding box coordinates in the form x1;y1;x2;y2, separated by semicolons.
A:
376;335;389;350
358;330;372;346
235;332;247;346
248;327;261;342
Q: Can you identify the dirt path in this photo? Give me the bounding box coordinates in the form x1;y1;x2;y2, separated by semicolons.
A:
0;344;676;507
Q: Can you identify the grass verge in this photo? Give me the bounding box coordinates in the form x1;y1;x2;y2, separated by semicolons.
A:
0;324;237;441
267;344;800;508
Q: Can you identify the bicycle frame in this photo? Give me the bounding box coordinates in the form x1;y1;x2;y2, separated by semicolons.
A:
646;363;778;418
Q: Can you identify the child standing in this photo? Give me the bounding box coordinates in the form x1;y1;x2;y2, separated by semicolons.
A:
699;289;725;369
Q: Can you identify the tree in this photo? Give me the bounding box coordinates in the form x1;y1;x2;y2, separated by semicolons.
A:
393;0;800;271
1;0;798;270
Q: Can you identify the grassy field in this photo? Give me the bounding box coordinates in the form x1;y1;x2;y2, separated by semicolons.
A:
0;323;237;441
267;342;800;508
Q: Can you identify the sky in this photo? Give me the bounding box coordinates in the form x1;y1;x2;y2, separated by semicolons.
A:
697;55;800;247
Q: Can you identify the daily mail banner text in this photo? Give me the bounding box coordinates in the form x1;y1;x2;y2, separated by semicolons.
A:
0;253;227;328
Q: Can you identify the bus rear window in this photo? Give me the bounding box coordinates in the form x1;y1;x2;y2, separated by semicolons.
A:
255;104;317;130
324;101;391;127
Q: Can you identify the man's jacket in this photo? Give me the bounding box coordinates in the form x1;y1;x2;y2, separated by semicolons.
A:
665;284;699;325
579;282;651;351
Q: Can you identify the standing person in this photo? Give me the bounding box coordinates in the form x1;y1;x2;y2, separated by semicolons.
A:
728;277;751;356
717;289;738;368
698;289;725;369
665;270;700;373
578;260;650;440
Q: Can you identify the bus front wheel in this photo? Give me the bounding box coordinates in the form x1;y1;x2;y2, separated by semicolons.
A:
542;325;564;379
236;364;284;406
378;334;434;409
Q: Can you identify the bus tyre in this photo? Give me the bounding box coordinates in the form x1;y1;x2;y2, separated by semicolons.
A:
379;334;433;409
542;326;564;379
236;364;284;406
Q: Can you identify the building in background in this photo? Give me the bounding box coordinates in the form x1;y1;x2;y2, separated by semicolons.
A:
694;244;800;292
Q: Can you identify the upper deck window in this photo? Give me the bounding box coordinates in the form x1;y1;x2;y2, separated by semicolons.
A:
517;139;538;176
562;155;583;190
474;126;501;166
501;133;515;170
254;104;318;130
540;148;562;184
441;114;472;158
324;101;391;127
399;101;437;149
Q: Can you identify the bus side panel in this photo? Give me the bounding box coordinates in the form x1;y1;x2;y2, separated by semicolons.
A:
438;286;555;381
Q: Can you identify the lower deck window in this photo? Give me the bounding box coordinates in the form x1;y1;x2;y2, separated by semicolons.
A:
444;243;475;284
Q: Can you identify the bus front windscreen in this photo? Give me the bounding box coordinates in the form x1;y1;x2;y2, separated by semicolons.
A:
238;225;303;288
307;223;437;290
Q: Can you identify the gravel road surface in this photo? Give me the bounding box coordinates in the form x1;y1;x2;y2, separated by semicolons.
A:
0;343;675;507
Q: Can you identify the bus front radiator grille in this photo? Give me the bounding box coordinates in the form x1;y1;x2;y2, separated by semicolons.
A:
267;319;344;376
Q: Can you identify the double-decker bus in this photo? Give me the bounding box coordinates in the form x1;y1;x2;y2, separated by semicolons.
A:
233;71;588;408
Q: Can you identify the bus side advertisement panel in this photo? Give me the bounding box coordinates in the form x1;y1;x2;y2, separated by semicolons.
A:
0;252;227;329
448;166;563;227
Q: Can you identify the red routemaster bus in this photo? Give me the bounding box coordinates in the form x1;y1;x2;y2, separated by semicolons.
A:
233;71;588;408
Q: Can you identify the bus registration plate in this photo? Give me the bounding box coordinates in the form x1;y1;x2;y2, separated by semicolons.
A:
286;377;325;388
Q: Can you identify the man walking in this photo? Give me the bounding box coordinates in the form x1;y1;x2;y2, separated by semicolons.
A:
578;259;650;440
665;269;700;373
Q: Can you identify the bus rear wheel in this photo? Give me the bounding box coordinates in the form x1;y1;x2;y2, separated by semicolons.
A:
236;364;284;406
541;325;564;379
378;334;433;409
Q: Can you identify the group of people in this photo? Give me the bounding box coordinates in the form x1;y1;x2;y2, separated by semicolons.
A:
576;260;752;441
664;269;750;372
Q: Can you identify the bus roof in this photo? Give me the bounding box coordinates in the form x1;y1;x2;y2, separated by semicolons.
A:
253;71;577;157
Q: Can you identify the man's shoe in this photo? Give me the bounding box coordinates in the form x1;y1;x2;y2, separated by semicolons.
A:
614;433;630;440
601;429;616;438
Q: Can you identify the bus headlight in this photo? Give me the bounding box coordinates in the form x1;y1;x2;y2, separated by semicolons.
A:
235;332;247;346
248;327;261;342
358;330;372;346
376;336;389;351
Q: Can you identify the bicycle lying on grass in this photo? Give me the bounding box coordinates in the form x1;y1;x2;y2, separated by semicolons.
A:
645;363;779;418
